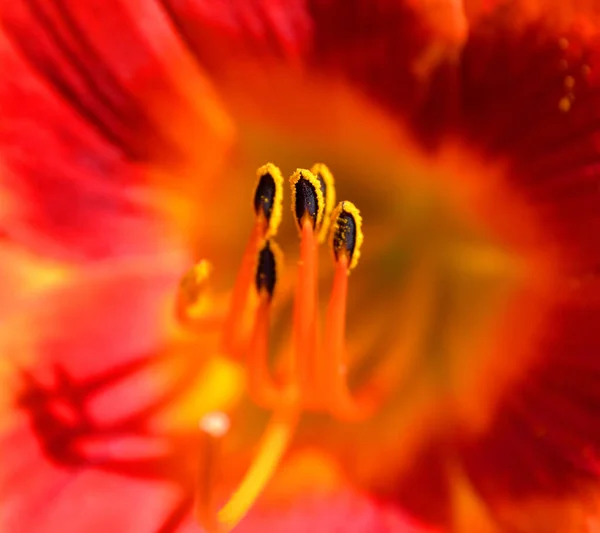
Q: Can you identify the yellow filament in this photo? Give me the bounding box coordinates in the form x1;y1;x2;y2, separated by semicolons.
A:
310;163;336;243
215;407;300;531
179;259;213;306
176;260;224;330
255;163;284;238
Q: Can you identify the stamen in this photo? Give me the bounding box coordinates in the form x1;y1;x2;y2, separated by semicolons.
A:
310;163;336;243
197;408;300;533
247;240;286;407
289;169;322;403
222;164;284;357
324;202;373;421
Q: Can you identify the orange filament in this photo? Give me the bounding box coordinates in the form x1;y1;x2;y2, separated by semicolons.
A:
323;254;376;421
247;293;283;408
292;218;319;404
221;218;265;358
187;165;374;532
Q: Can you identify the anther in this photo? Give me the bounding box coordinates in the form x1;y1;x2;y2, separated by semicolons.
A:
330;201;364;272
248;240;285;407
290;169;324;232
255;241;277;301
222;163;284;357
254;163;284;238
310;163;336;243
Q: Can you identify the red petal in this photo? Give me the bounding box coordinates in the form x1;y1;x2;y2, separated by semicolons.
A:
158;0;464;132
0;252;193;532
451;10;600;516
0;0;232;262
234;489;440;533
370;8;600;529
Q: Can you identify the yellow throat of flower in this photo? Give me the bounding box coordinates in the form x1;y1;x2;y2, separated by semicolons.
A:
176;163;373;532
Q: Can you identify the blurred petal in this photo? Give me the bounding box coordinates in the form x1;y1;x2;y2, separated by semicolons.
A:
0;0;234;261
361;4;600;529
236;488;440;533
0;251;184;531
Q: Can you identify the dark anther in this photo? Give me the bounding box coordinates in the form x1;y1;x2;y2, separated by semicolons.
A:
333;208;357;262
256;241;277;299
294;175;319;228
254;172;276;222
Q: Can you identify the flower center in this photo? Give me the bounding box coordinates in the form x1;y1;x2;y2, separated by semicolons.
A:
176;163;379;532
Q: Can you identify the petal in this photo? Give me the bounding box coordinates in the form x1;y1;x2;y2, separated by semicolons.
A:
158;0;464;136
188;446;441;533
453;7;600;518
368;6;600;529
235;488;441;533
0;252;183;530
0;0;234;262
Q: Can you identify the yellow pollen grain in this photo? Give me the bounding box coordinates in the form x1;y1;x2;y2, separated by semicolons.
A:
564;75;575;89
558;37;569;50
582;64;591;77
559;96;572;112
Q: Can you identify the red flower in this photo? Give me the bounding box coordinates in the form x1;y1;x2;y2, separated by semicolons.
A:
1;1;600;532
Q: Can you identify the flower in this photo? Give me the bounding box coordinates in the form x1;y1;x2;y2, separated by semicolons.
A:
2;1;600;532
